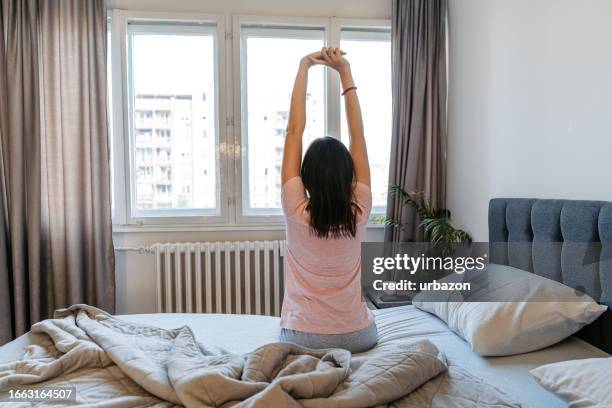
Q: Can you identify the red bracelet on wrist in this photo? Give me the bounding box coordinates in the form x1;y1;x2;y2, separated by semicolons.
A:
341;86;357;96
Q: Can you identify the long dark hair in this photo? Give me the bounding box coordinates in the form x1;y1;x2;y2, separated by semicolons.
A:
301;137;357;239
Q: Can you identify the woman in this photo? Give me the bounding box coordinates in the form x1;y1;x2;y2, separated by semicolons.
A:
279;47;377;353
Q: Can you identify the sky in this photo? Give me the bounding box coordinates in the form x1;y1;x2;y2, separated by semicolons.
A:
133;34;214;95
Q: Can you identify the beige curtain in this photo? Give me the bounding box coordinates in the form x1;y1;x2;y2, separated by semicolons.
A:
385;0;448;242
0;0;114;345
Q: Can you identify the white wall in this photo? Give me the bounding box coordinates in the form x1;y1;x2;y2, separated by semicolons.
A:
447;0;612;240
106;0;391;19
110;0;391;314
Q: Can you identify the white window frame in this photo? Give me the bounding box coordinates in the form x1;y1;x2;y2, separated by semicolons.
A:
325;20;392;148
233;15;330;224
109;10;229;226
109;11;390;230
334;18;392;216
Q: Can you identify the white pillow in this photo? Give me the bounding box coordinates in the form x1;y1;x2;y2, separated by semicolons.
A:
412;264;607;356
531;357;612;407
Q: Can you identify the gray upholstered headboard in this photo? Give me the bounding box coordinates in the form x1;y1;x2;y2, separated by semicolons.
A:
488;198;612;354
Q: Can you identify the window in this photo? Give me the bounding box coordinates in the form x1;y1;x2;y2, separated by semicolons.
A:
109;12;391;227
241;25;325;214
340;28;392;211
127;20;219;217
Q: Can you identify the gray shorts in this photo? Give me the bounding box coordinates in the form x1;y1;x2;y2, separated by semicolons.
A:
279;322;378;354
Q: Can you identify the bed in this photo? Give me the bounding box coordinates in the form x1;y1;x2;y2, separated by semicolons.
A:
0;198;610;407
1;306;607;407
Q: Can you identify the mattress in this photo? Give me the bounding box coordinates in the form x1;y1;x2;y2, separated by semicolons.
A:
1;305;608;407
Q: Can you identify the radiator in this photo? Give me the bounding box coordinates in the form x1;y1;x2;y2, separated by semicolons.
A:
153;241;287;316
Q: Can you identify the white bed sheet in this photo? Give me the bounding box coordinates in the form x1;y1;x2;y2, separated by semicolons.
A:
1;306;608;408
371;306;609;408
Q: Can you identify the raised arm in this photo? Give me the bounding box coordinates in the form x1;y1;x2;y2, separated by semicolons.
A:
281;52;324;185
321;47;370;187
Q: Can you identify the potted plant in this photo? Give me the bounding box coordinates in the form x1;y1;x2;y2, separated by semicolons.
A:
365;186;473;308
383;186;472;245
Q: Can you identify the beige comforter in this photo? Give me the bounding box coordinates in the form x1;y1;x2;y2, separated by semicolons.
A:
0;305;448;407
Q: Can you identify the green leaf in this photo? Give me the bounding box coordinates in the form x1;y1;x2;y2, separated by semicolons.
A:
385;188;473;244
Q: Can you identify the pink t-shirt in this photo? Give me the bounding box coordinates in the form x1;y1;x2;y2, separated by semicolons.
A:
280;176;374;334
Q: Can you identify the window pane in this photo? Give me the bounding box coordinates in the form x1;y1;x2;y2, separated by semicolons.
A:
340;30;392;211
130;28;217;214
243;27;325;213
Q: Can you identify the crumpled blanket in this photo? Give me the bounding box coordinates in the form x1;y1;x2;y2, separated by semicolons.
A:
0;305;448;407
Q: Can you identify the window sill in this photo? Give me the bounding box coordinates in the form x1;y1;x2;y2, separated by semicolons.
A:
112;221;385;233
112;223;285;233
